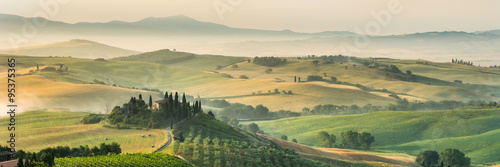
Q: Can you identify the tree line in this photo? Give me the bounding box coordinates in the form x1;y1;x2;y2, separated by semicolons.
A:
14;142;121;167
253;57;287;67
317;131;375;150
451;58;474;66
302;99;500;116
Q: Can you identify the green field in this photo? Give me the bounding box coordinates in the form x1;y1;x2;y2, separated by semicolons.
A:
55;153;191;167
0;111;167;153
247;108;500;164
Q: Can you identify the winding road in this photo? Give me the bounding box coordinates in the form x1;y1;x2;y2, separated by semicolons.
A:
154;128;173;153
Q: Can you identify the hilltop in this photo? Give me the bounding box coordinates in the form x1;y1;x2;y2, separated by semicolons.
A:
1;39;140;59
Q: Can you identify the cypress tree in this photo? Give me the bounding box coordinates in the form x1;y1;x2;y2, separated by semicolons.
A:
164;91;169;99
24;158;30;167
174;92;179;110
182;93;187;119
148;95;153;109
138;94;142;100
17;156;24;167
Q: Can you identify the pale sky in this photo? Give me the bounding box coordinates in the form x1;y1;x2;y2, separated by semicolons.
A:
1;0;500;35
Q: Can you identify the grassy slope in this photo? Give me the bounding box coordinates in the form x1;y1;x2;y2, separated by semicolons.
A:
0;74;162;113
249;108;500;163
168;113;404;167
218;58;499;102
0;111;167;153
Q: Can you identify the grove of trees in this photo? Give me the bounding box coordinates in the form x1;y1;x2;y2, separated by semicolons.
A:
416;149;471;167
253;57;287;67
317;131;375;149
108;92;202;128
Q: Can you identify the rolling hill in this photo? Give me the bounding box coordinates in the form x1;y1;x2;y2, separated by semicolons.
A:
2;52;499;113
245;108;500;164
2;39;140;59
164;112;415;166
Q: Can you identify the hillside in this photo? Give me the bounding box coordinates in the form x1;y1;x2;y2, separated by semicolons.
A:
259;134;419;167
0;111;168;153
166;113;419;166
2;39;140;59
246;108;500;164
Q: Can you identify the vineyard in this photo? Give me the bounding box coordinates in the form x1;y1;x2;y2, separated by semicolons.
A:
172;114;324;167
54;153;191;167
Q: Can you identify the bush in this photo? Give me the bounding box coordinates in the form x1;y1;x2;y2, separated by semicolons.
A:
81;114;105;124
239;75;249;79
307;75;323;82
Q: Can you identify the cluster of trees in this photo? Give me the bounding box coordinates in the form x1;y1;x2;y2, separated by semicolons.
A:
218;103;300;119
301;99;496;116
201;99;231;108
416;149;470;167
489;65;499;68
15;142;121;167
92;79;106;85
299;54;350;64
218;103;270;119
253;57;287;67
383;65;417;82
108;92;202;128
176;126;322;167
80;114;105;124
451;58;474;66
317;131;375;150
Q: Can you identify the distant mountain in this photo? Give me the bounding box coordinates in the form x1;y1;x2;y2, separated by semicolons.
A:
483;29;500;36
0;13;356;38
2;39;140;59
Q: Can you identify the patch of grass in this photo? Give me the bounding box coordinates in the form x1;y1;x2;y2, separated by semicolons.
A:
0;111;168;153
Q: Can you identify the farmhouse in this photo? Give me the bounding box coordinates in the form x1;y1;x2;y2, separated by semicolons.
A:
153;99;168;110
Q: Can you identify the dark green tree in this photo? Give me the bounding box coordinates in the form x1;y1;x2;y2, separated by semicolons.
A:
440;148;470;167
138;94;142;100
341;131;360;148
318;131;336;148
292;139;298;143
280;135;288;141
358;132;375;150
416;150;439;167
247;123;260;133
148;95;153;109
17;156;24;167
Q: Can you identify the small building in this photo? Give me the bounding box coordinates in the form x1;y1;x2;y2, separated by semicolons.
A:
153;99;168;110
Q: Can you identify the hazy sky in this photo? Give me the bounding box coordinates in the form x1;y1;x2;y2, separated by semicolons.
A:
1;0;500;35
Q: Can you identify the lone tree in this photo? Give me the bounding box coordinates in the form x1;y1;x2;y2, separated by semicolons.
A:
280;135;288;141
416;150;439;167
312;60;320;65
247;123;260;133
292;139;298;143
440;148;470;167
231;64;239;69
